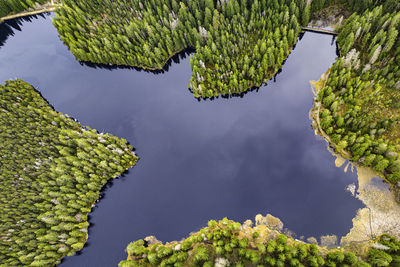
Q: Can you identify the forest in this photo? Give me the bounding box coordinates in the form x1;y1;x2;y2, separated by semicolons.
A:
1;0;400;265
52;0;311;98
314;4;400;188
119;217;400;266
0;0;48;18
0;80;138;266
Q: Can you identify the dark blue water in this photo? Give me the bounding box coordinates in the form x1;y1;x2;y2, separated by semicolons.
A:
0;14;363;267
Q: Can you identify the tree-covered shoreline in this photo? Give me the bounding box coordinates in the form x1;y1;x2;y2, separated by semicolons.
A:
52;0;312;98
0;80;138;266
312;3;400;193
119;217;400;266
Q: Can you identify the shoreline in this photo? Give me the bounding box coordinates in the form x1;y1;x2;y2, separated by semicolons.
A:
309;72;400;245
310;71;397;188
310;70;352;160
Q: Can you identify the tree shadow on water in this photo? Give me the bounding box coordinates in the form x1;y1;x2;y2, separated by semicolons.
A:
79;47;195;74
0;13;50;47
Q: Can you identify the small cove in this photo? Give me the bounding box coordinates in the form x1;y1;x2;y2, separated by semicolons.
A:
0;14;364;267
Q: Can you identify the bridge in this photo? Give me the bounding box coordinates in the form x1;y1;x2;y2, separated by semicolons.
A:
301;26;338;35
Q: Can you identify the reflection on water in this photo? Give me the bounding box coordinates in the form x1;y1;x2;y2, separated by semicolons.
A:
0;14;364;267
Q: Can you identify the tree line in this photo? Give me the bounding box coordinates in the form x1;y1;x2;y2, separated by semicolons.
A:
0;0;47;18
0;80;138;266
119;217;400;266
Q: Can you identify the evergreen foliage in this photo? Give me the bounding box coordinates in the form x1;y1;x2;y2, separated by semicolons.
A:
311;0;400;14
368;234;400;266
0;0;48;18
0;80;138;266
315;6;400;185
52;0;311;98
119;218;400;266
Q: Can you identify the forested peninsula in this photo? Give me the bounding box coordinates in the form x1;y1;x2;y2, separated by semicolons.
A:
0;80;138;266
52;0;310;98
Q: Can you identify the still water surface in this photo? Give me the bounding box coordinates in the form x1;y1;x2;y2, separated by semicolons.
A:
0;14;363;267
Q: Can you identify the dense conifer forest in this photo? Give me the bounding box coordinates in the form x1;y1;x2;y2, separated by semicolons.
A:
119;218;400;267
0;0;48;18
0;80;138;266
314;5;400;188
52;0;311;98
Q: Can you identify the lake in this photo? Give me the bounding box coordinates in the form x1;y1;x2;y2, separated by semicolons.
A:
0;14;363;267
